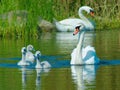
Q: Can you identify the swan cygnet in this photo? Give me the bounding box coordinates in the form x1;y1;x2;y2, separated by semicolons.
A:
26;44;35;63
17;47;30;66
35;51;51;69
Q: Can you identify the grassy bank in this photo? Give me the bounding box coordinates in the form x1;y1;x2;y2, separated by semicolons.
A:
0;0;120;38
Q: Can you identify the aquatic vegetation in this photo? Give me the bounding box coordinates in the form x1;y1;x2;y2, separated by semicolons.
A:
0;0;119;38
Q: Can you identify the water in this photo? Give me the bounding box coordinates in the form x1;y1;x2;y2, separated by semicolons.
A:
0;30;120;90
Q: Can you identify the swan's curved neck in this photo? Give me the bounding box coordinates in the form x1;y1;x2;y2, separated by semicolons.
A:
79;9;86;21
78;8;92;27
75;31;85;64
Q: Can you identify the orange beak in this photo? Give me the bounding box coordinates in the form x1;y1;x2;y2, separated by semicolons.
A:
90;11;94;17
73;28;80;36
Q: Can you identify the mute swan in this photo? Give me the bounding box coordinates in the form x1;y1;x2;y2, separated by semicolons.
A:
26;44;35;63
71;25;99;65
17;47;30;66
54;6;95;32
35;51;51;69
35;51;42;68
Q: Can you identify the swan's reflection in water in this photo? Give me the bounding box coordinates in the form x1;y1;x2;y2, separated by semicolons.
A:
71;65;98;90
36;68;51;90
20;66;27;90
19;66;51;90
36;68;42;88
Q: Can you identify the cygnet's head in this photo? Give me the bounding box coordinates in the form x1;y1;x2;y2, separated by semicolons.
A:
35;51;41;59
21;47;27;55
27;44;34;51
73;24;84;35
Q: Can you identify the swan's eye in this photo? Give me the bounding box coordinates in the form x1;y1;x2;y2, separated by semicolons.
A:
90;9;94;13
75;26;80;29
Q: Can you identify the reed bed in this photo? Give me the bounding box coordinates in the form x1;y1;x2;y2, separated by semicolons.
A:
0;0;119;38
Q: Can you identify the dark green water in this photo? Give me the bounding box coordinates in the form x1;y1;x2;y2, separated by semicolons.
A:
0;30;120;90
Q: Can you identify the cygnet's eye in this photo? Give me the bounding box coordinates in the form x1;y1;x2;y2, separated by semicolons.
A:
24;49;27;52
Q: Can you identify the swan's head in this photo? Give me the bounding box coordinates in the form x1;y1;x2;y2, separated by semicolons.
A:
27;44;34;51
35;51;41;59
79;6;94;17
73;24;84;35
21;47;27;55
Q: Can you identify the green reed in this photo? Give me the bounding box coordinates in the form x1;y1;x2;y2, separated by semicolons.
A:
0;0;119;38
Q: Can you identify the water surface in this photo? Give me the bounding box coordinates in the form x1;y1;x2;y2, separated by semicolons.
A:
0;29;120;90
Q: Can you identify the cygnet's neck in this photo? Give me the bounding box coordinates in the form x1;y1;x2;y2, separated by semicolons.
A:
21;53;26;62
36;58;42;68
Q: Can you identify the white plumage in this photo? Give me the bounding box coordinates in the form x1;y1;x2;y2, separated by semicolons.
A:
54;6;95;32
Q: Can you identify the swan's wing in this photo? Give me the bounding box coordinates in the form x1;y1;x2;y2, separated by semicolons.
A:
59;18;84;26
54;18;85;32
54;20;75;31
82;46;95;59
41;61;51;68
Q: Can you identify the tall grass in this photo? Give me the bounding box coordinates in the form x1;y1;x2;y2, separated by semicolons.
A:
0;0;120;38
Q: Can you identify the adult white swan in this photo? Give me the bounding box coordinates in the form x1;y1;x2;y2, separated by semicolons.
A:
54;6;95;32
35;51;51;69
70;25;99;65
17;47;30;66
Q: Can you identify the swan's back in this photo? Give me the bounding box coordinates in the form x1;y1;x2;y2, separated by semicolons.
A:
82;45;95;58
59;18;84;26
41;61;51;68
55;20;74;32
